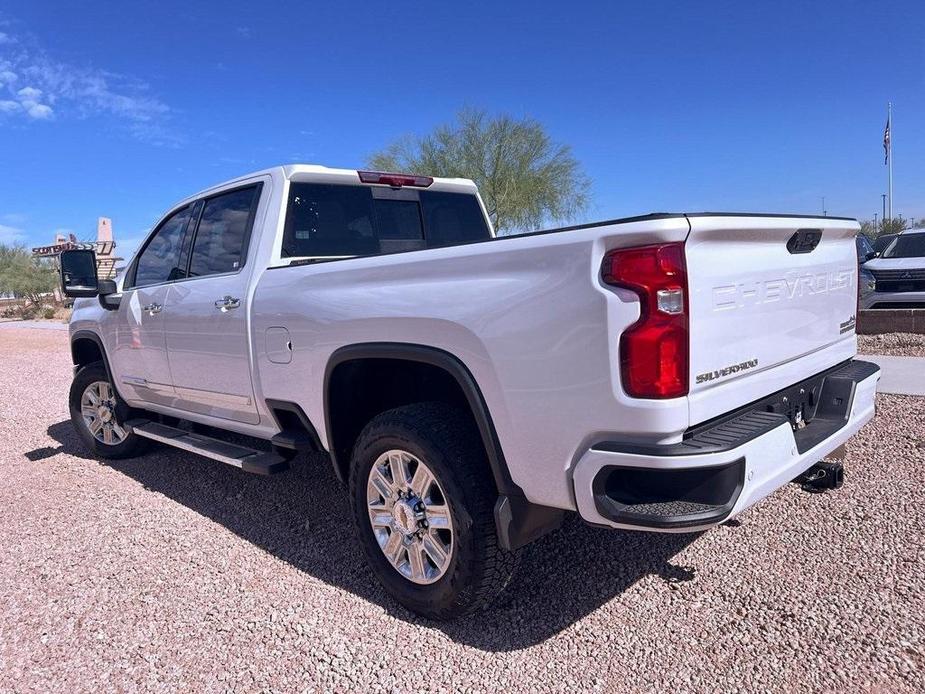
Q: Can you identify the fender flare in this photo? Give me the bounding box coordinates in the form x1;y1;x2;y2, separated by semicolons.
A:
324;342;518;496
323;342;563;550
71;330;114;381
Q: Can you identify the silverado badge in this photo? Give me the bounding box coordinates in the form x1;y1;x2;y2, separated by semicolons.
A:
696;359;759;384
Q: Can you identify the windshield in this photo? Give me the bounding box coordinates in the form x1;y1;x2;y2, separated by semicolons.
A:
882;233;925;259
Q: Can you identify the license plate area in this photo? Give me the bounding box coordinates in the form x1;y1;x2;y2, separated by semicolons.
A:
762;378;824;430
682;360;877;455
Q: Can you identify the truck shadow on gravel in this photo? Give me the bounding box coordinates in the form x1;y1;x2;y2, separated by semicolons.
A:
38;421;700;652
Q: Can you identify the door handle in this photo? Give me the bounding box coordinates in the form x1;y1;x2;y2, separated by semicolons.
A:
142;303;162;314
214;296;241;311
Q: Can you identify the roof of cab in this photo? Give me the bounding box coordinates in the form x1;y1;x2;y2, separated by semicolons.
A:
282;163;478;194
186;164;478;202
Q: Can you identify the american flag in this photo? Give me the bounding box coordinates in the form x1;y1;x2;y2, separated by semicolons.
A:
883;116;891;164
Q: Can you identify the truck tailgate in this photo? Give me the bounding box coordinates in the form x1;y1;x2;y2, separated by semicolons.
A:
684;215;860;426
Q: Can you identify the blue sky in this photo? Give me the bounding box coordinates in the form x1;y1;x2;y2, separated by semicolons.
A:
1;0;923;256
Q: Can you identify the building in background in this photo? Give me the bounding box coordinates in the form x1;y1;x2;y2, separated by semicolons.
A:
93;218;119;279
32;217;123;280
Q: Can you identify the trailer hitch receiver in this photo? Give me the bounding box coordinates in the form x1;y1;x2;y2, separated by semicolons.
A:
795;461;845;493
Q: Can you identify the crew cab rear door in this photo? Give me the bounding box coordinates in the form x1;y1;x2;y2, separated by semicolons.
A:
163;182;265;425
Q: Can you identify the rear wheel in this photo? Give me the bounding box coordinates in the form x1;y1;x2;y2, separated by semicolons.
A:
69;361;147;459
349;402;517;619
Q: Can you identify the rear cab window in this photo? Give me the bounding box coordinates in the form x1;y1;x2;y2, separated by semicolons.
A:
281;182;491;260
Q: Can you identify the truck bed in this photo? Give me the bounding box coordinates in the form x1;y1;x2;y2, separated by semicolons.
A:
253;211;861;511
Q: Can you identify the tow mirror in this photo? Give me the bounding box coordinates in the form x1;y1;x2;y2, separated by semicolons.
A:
60;249;100;297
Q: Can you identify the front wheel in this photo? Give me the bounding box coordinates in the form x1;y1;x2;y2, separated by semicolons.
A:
69;361;147;459
349;402;517;620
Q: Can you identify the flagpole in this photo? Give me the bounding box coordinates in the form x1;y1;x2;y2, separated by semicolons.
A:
888;102;893;220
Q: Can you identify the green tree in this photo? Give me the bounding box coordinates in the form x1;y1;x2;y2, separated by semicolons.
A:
858;216;909;240
367;109;590;234
0;243;58;307
880;217;908;235
858;220;877;241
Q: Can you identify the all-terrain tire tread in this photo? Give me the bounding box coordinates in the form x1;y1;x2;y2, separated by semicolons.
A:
349;401;518;619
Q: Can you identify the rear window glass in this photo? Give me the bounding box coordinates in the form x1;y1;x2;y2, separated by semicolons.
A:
282;183;491;258
420;191;491;247
283;184;377;258
374;199;423;240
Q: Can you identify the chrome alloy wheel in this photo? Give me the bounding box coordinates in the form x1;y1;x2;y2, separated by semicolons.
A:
366;449;454;585
80;381;128;446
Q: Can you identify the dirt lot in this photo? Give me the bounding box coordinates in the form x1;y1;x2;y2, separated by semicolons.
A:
1;327;923;693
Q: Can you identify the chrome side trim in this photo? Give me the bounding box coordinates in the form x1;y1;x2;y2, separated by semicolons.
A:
174;384;253;407
121;376;175;394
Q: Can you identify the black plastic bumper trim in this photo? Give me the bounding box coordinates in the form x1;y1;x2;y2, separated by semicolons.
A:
592;458;745;529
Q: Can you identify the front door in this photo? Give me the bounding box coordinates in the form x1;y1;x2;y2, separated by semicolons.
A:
164;183;263;424
111;203;194;408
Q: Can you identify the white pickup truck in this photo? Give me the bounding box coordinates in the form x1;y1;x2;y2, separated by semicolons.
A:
61;165;880;619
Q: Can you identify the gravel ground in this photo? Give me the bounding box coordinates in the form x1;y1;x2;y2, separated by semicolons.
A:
0;320;68;331
1;328;923;693
858;332;925;357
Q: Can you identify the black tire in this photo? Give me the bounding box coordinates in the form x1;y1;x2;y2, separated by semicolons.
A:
69;361;148;459
349;402;517;619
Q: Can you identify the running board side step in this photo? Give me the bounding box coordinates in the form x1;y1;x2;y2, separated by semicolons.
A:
125;419;290;475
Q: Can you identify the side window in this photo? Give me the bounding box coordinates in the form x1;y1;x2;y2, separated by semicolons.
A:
421;191;492;247
188;186;260;278
132;206;192;288
282;183;377;258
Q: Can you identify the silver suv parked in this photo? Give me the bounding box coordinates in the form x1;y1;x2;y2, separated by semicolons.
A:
862;229;925;309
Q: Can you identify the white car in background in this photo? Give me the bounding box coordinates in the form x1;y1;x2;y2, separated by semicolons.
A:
862;229;925;309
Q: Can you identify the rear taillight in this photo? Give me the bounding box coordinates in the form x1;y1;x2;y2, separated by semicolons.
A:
358;171;434;187
602;243;689;399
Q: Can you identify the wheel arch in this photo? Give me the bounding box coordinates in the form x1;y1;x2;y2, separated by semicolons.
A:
323;342;564;550
71;330;112;378
323;342;516;495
